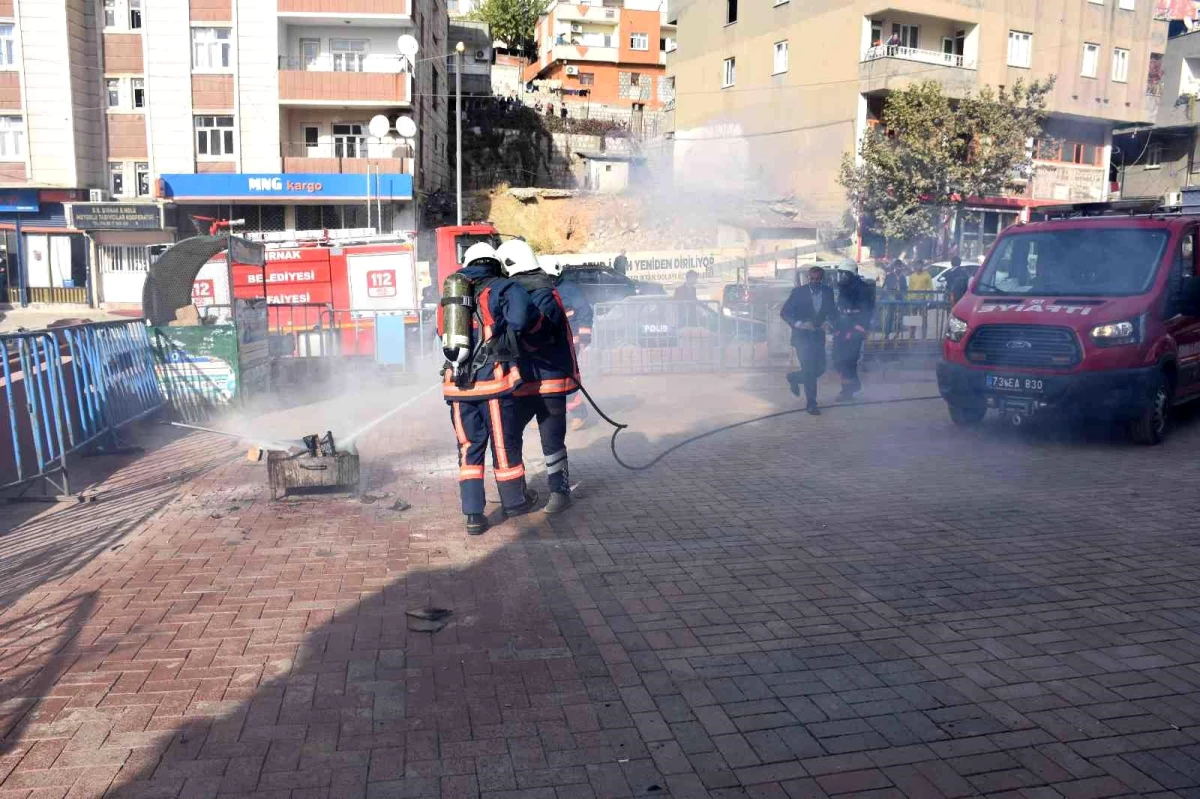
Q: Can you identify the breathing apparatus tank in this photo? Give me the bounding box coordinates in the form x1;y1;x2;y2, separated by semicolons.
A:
441;272;474;376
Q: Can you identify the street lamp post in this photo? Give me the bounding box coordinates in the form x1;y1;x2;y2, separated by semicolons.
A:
455;41;465;226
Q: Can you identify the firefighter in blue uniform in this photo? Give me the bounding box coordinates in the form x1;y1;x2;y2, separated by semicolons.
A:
832;259;876;401
544;260;594;430
496;240;581;514
439;242;544;534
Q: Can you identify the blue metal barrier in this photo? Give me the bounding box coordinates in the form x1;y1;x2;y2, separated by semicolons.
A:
1;320;164;499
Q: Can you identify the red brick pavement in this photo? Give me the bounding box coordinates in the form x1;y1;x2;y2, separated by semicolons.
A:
2;371;1200;798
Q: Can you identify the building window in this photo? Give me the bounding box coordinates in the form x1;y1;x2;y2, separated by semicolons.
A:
1008;31;1032;68
330;39;369;72
1112;47;1129;82
192;28;232;71
630;32;649;51
773;40;788;74
893;24;918;50
579;71;595;86
333;123;365;157
1119;0;1135;7
106;79;121;108
132;78;145;108
195;115;235;157
99;245;151;273
870;19;883;45
722;57;735;87
1147;143;1162;169
1089;0;1102;4
0;116;22;159
1082;43;1099;78
1033;137;1099;166
129;0;142;29
103;0;116;27
726;0;736;24
0;25;15;69
304;125;319;149
135;162;149;195
110;163;125;196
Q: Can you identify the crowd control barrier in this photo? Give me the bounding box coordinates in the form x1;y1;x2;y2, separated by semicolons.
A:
1;320;164;499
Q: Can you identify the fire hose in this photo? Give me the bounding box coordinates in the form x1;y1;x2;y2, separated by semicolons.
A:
576;383;943;472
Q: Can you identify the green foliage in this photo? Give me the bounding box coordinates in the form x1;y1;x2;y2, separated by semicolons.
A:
839;78;1054;248
469;0;547;55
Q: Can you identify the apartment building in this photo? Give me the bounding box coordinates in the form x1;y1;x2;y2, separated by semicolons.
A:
1112;28;1199;201
524;0;676;116
668;0;1168;258
0;0;448;307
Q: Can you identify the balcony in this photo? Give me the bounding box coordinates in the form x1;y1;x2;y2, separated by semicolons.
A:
859;45;977;98
278;0;409;16
282;143;413;175
549;43;620;64
278;56;410;106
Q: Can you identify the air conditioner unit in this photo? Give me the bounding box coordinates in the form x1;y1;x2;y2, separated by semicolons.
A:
1164;190;1183;208
475;49;487;61
570;23;583;32
565;65;579;75
89;188;109;202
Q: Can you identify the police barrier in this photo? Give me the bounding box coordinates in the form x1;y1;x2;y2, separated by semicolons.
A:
587;292;950;376
255;305;441;366
2;321;164;498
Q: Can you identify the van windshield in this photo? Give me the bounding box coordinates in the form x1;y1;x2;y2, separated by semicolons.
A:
975;228;1169;297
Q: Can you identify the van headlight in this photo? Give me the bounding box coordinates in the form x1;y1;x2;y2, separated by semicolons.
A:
1090;317;1142;347
946;315;968;342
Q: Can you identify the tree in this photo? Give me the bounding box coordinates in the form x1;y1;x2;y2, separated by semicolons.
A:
839;77;1054;255
470;0;547;55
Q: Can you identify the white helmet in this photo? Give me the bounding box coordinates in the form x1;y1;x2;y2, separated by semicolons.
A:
542;259;563;278
836;258;859;276
496;239;541;276
462;242;498;268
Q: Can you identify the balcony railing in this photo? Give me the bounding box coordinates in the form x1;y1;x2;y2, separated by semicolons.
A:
278;54;408;74
862;45;976;70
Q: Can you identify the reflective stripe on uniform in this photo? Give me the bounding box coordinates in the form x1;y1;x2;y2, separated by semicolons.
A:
494;464;525;481
459;465;485;480
545;448;568;474
442;363;523;399
488;397;510;469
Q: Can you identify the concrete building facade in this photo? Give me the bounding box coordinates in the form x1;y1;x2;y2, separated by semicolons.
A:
0;0;449;306
525;0;676;113
667;0;1168;256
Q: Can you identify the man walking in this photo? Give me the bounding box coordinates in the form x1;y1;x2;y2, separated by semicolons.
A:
943;255;972;305
613;249;629;276
832;259;875;401
440;243;543;535
781;266;839;415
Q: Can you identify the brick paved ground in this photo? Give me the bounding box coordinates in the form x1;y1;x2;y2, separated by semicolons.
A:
3;370;1200;798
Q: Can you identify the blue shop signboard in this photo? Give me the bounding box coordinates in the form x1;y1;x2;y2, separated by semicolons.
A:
0;189;39;213
159;173;413;202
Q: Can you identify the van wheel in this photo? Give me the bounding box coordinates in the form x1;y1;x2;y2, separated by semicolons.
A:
1129;374;1170;446
948;403;986;427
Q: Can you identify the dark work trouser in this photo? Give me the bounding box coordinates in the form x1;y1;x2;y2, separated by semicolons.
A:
449;397;527;515
833;331;864;393
787;330;826;407
517;395;570;494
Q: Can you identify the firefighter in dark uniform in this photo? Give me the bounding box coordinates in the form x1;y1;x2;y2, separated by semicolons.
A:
496;240;581;514
543;260;594;430
439;242;544;535
832;258;876;401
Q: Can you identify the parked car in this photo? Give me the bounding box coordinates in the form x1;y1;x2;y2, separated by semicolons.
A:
559;265;665;310
597;296;768;348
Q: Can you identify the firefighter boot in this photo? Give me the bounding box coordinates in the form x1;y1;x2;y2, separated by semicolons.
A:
503;488;540;518
545;491;572;514
466;514;489;535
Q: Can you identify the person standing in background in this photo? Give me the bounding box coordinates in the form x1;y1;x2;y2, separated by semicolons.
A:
780;266;839;415
613;249;629;276
908;259;934;294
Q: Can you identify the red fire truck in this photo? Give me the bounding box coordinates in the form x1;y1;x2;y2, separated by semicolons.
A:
191;224;500;356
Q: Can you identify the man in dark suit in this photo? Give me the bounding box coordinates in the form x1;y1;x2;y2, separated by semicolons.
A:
781;266;839;415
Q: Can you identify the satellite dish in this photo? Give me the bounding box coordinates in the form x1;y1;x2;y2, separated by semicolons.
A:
368;114;391;139
397;35;419;58
395;115;417;139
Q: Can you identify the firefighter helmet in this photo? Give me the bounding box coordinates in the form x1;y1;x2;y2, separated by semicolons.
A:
542;259;563;278
496;239;541;276
463;242;499;268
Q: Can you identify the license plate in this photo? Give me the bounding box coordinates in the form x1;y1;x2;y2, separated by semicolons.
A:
986;374;1044;393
